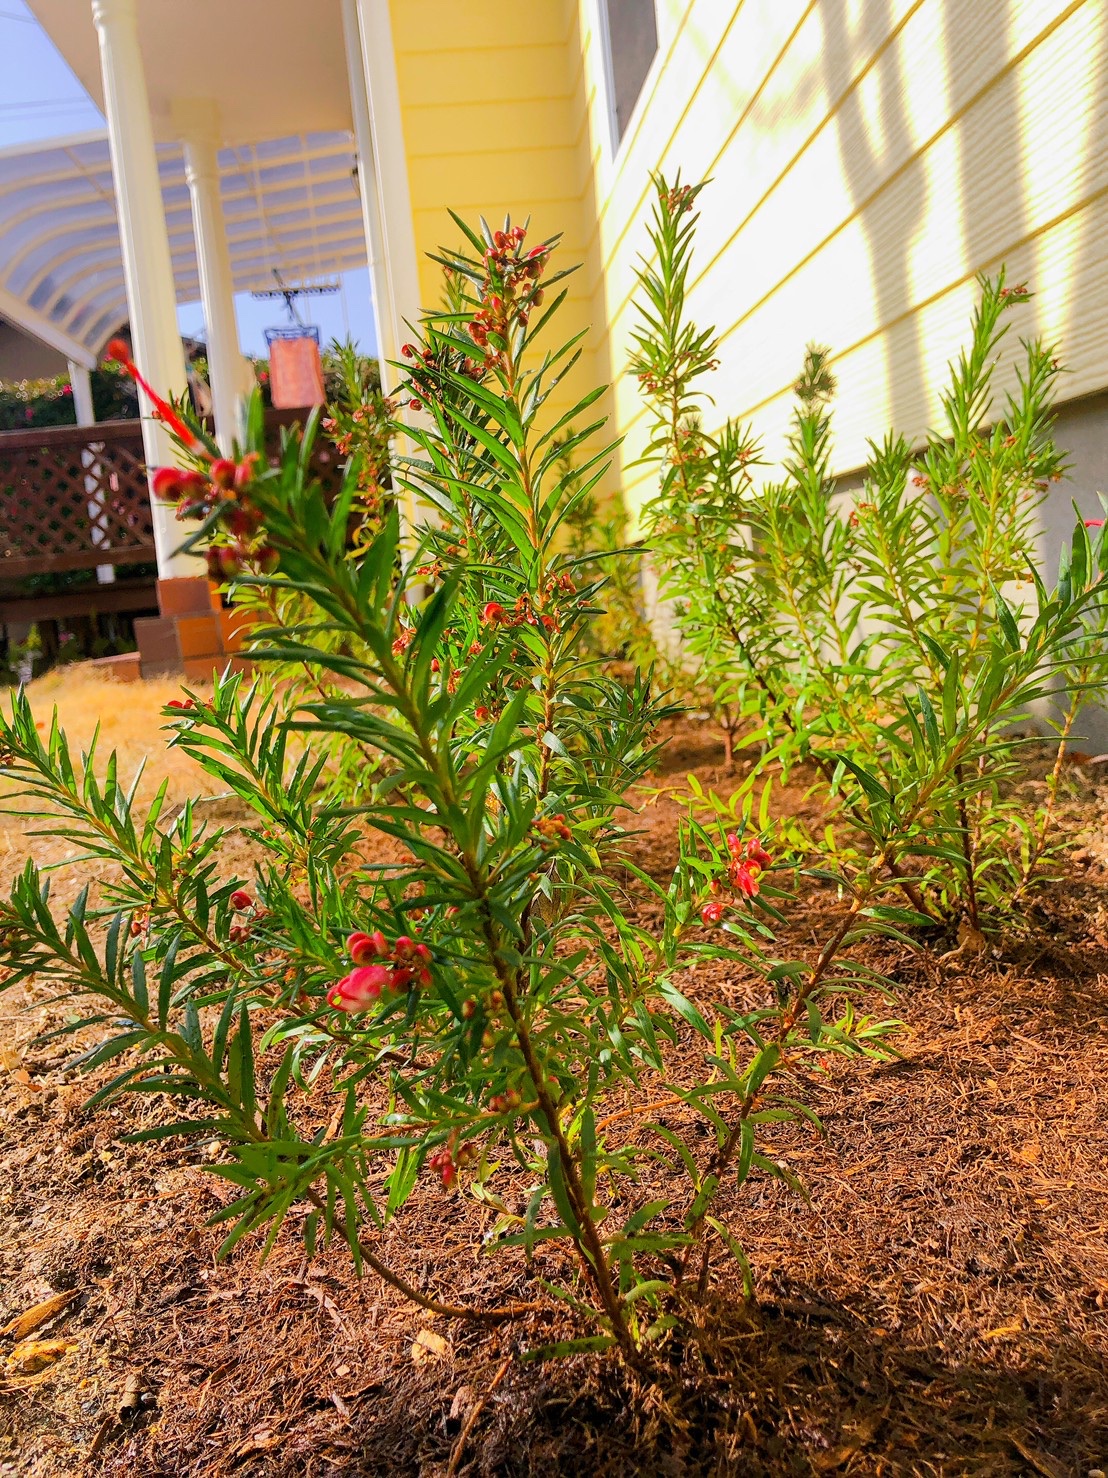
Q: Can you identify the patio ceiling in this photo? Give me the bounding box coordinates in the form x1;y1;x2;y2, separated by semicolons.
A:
0;129;367;366
26;0;354;147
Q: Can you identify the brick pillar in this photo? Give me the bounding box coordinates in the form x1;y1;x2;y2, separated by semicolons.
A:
134;577;254;681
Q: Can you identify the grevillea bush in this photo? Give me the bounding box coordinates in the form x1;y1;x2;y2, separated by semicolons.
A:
0;217;917;1368
632;176;1108;932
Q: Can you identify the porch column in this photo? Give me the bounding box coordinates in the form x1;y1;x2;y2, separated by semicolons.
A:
91;0;201;579
68;359;115;586
340;0;398;391
179;108;245;451
350;0;425;540
350;0;421;350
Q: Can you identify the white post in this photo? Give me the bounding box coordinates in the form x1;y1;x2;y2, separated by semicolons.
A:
91;0;202;579
68;359;116;586
340;0;398;392
179;106;246;452
351;0;425;540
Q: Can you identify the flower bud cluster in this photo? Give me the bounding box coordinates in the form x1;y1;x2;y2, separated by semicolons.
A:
535;813;572;844
327;929;433;1012
400;340;485;414
427;1136;479;1189
105;339;278;586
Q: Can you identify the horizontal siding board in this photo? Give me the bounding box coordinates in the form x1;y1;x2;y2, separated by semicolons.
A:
395;46;575;107
568;0;1107;513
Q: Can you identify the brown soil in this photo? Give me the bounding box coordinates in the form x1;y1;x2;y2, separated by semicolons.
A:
1;682;1106;1477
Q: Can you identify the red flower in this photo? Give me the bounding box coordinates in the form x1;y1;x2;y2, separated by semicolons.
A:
482;601;508;626
744;837;772;871
327;964;394;1012
166;697;194;711
150;466;208;504
1085;519;1104;529
393;935;432;965
729;859;761;897
230;889;253;911
475;706;490;723
210;458;237;491
106;339;207;455
348;929;388;965
701;900;725;926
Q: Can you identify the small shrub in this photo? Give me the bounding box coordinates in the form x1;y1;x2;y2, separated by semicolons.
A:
632;176;1108;929
0;220;910;1369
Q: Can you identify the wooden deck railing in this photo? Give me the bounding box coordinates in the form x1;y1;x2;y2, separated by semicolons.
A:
0;407;340;584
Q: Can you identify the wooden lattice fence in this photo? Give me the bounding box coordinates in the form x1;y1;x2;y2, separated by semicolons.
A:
0;420;155;579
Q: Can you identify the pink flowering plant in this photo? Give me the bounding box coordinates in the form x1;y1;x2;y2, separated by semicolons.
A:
633;176;1108;932
0;218;907;1367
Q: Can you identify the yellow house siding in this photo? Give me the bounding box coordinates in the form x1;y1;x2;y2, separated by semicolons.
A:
387;0;598;430
571;0;1108;524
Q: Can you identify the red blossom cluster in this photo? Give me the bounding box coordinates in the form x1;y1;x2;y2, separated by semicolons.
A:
105;340;278;585
481;590;561;633
728;833;771;896
487;1088;522;1114
327;929;433;1012
428;1135;478;1189
700;835;772;923
399;226;551;414
664;183;697;215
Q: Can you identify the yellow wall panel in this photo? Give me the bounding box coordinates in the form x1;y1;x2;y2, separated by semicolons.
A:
388;0;597;439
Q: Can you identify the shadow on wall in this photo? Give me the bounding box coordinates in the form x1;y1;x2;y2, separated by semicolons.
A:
818;0;930;452
820;0;1108;748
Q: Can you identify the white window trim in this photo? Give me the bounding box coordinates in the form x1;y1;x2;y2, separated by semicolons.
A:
593;0;665;171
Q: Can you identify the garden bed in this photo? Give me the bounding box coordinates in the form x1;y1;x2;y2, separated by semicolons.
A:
0;680;1105;1477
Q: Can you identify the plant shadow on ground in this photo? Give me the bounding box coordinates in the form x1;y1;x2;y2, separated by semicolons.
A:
1;716;1106;1476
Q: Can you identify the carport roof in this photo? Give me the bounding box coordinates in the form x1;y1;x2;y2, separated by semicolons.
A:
0;128;366;368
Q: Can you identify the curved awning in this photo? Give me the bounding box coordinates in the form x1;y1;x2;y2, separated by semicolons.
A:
0;129;367;367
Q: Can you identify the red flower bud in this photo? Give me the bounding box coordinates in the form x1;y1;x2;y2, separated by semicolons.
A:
210;458;237;491
349;930;388;965
151;466;186;502
233;453;260;491
166;697;194;711
475;706;490;723
701;900;725;926
230;889;253;911
206;546;242;582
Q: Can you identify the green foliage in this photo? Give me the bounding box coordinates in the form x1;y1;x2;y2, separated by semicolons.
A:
632;175;1108;929
0;363;138;430
0;216;907;1366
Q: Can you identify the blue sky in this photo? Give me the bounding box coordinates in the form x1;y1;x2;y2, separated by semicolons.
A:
0;1;377;358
